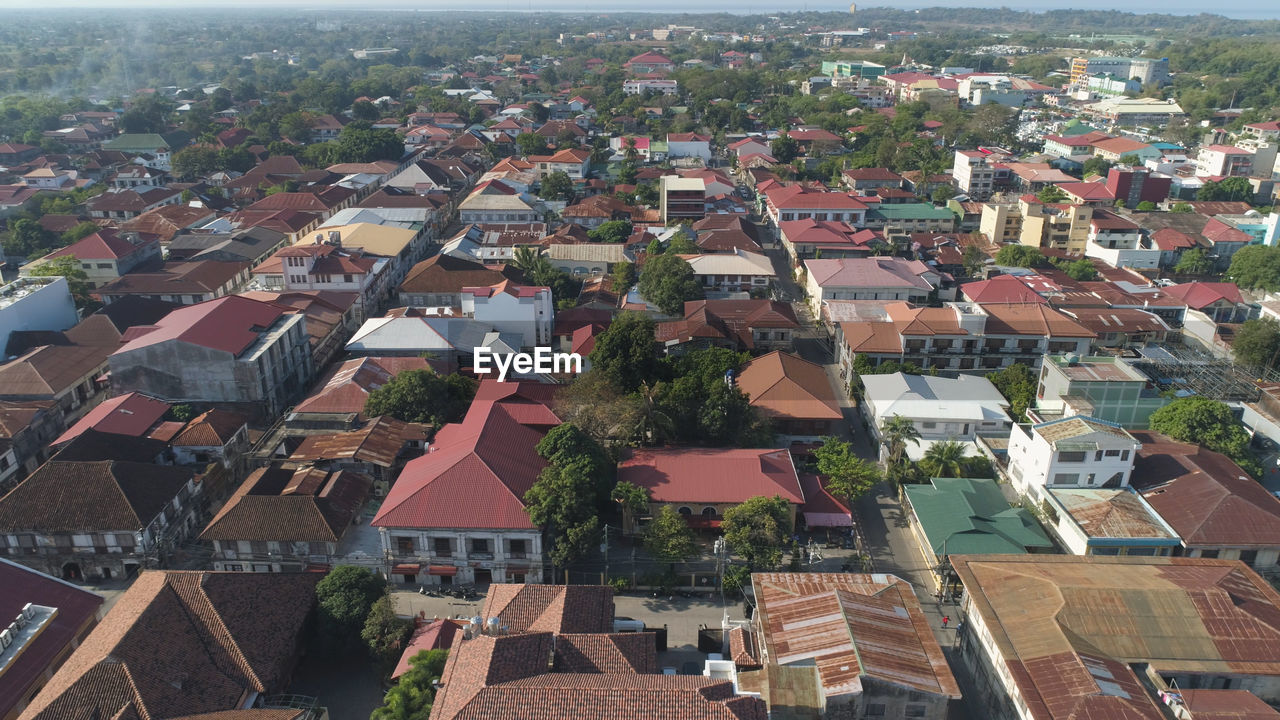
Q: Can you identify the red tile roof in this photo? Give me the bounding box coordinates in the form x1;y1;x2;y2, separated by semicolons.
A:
113;295;288;356
46;228;155;261
392;619;463;678
294;356;434;415
1160;281;1244;309
618;447;804;505
961;274;1048;304
737;351;842;422
480;584;615;634
52;392;170;446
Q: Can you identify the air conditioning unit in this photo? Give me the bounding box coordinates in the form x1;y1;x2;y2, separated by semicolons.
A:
0;628;12;649
21;603;34;620
13;613;27;630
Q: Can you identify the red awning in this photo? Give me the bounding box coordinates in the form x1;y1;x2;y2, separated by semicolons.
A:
392;563;422;574
428;565;458;576
685;517;723;529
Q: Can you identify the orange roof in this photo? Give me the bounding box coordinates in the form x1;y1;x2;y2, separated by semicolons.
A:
980;303;1095;338
737;351;843;422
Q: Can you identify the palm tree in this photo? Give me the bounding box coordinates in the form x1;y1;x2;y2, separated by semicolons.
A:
511;246;541;275
920;440;967;479
633;381;675;445
881;415;921;466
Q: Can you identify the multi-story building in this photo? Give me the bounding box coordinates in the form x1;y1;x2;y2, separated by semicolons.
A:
1196;144;1254;177
953;150;996;200
24;229;162;290
682;249;776;293
108;295;313;419
0;276;78;354
1006;415;1141;504
1084;208;1160;269
460;280;553;348
761;184;869;227
1019;197;1093;253
836;301;1095;374
979;202;1023;243
658;175;705;223
253;235;388;321
1105;166;1172;206
1069;55;1169;86
805;258;939;314
1030;354;1169;428
861;373;1012;455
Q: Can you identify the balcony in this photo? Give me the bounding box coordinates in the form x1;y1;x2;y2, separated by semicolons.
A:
468;551;494;561
507;550;529;559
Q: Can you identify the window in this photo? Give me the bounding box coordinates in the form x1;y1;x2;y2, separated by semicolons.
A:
509;539;527;558
865;705;886;717
1104;450;1121;457
1052;473;1080;485
1058;451;1087;463
678;507;692;515
1239;550;1258;566
922;422;937;429
471;538;490;554
343;274;353;283
1199;549;1220;559
433;537;452;557
395;536;415;554
1125;547;1157;556
96;263;112;269
1092;547;1120;556
1120;450;1130;461
905;705;926;718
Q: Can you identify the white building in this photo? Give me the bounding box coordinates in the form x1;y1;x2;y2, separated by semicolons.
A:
861;373;1012;460
458;193;540;224
1006;415;1141;504
1195;144;1254;178
0;276;79;354
681;249;776;293
804;257;938;313
461;281;554;348
1083;210;1160;270
952;150;995;200
666;133;712;161
623;79;679;95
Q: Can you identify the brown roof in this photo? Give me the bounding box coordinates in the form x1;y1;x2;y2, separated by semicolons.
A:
479;584;615;634
96;260;249;297
288;416;417;467
1178;690;1280;720
1049;489;1176;540
737;351;842;422
1130;432;1280;548
950;555;1280;720
431;632;765;720
0;460;193;533
980;303;1096;338
199;465;372;543
171;408;247;447
294;356;435;415
654;300;798;350
752;573;960;702
0;344;114;399
399;253;523;295
552;633;657;674
20;570;318;720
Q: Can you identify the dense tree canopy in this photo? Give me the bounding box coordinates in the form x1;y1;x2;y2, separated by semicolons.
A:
1150;396;1259;476
638;253;703;315
364;370;477;425
1228;245;1280;292
589;313;661;391
722;495;793;569
994;244;1044;268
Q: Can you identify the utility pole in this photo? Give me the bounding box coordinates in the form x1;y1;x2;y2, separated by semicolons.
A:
601;524;609;585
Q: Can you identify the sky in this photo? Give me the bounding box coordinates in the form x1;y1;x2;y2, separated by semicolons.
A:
0;0;1275;15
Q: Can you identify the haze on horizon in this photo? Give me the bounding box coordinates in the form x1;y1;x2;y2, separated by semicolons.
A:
0;0;1275;17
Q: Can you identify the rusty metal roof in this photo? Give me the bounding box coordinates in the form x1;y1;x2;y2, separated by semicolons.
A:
1050;489;1177;541
751;573;960;705
950;555;1280;720
288;415;416;467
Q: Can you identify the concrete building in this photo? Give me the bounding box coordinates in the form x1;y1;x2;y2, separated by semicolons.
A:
659;175;705;223
1006;415;1141;505
0;276;78;355
1069;56;1169;86
108;295;313;419
1196;144;1254;178
953;150;996;200
460;280;553;348
1084;209;1160;270
1030;355;1168;428
804;258;939;313
951;555;1280;720
25;229;162;290
861;373;1012;460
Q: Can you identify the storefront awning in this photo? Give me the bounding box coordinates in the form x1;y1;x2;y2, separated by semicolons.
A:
392;563;422;574
427;565;458;576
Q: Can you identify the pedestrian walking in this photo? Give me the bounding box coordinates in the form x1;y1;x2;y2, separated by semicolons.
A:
942;615;950;628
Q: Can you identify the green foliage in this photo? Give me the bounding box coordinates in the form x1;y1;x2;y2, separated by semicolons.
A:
589;312;660;392
363;370;477;425
588;220;632;244
643;506;698;562
362;595;412;664
770;132;798;163
919;440;968;478
1036;185;1068;204
370;649;448;720
638;253;703;315
1136;201;1158;211
881;415;922;469
610;480;650;516
2;218;56;258
610;260;637;291
526;424;612;568
930;185;956;205
649;348;771;446
1232;317;1280;369
813;437;880;505
1082;156;1113;178
993;244;1043;268
167;404;197;422
1173;247;1212;275
26;255;97;312
722;495;793;569
664;229;699;255
962;245;987;277
987;363;1037;421
315;566;387;656
1150;396;1258;475
1170;202;1194;213
516;132;549;156
540;170;575;202
1196;176;1253;202
1050;257;1098;281
1228;245;1280;291
333;123;404;163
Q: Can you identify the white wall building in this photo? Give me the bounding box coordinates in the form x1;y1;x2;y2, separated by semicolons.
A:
461;282;554;348
861;373;1012;460
1006;415;1140;504
0;276;79;354
953;150;995;200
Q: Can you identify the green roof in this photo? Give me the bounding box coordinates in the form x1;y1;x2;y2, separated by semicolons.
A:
869;203;957;221
102;131;190;154
904;477;1053;557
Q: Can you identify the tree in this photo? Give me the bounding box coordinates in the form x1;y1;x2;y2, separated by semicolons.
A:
881;414;922;468
633;381;675;444
540;170;574;202
171;145;221;179
588;220;632;244
721;495;792;568
1058;258;1098;281
371;649;448;720
930;185;956;205
525;424;611;569
279;111;314;142
664;229;698;255
1036;185;1067;204
1197;176;1253;202
610;480;650;517
987;363;1037;420
638;253;703;315
993;244;1043;268
352;99;380;122
1170;202;1194;213
364;370;477;425
611;260;637;291
362;595;412;665
919;440;967;478
962;245;987;277
813;437;880;506
1232;317;1280;369
1082;156;1113;178
335;124;403;163
1174;247;1212;275
589;312;660;391
315;566;386;656
516;132;549;156
26;255;96;311
643;506;698;561
2;218;54;257
1150;397;1258;475
770;132;798;163
1136;201;1158;211
1228;245;1280;291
